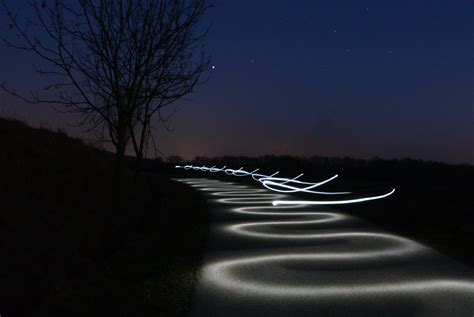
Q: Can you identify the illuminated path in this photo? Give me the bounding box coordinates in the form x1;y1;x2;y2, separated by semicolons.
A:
175;178;474;316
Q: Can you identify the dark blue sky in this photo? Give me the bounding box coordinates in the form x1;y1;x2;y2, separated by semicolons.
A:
1;1;473;163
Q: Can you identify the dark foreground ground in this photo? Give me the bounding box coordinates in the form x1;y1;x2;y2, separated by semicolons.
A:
0;118;208;316
1;116;472;315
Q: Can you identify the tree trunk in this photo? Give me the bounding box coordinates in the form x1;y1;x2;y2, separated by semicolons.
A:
113;134;127;210
108;128;127;251
134;152;143;178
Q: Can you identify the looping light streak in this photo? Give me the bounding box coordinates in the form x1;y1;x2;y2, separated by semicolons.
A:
205;255;474;298
259;174;350;194
176;164;395;205
174;178;474;309
273;188;396;205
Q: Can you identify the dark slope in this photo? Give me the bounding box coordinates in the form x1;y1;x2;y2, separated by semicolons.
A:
0;117;208;316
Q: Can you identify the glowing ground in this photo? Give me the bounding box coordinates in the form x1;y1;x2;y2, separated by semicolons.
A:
175;178;474;316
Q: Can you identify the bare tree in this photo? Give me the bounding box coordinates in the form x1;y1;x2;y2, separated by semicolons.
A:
1;0;211;201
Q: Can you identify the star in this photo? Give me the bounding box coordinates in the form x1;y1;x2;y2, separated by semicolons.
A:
211;65;216;69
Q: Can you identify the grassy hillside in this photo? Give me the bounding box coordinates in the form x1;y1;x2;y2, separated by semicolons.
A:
0;117;208;316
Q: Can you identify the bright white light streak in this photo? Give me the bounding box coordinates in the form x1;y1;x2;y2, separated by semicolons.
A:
260;174;350;194
176;164;340;193
273;188;396;205
177;164;283;182
210;166;226;172
173;178;474;312
252;171;279;181
175;164;396;205
204;257;474;298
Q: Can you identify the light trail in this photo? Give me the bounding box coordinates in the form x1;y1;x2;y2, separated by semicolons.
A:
176;178;474;315
273;188;396;205
176;164;395;205
259;174;350;194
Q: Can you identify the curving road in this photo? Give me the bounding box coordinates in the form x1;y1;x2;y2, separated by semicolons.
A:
176;178;474;316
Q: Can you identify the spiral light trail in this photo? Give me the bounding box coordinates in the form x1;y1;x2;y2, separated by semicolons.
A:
173;175;474;316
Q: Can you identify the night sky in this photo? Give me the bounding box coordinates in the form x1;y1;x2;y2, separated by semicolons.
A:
1;1;473;163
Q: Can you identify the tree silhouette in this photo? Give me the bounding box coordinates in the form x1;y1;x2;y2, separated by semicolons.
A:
1;0;211;203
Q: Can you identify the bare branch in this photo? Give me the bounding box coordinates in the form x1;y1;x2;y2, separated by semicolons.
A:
1;0;212;169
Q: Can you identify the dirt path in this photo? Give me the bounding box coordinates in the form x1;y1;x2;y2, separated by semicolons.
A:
177;177;474;316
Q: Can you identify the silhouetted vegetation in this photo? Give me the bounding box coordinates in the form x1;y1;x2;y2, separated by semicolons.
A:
167;155;185;164
0;117;208;316
2;0;211;204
